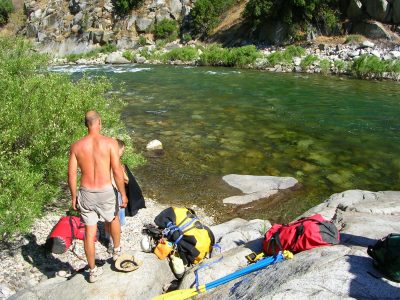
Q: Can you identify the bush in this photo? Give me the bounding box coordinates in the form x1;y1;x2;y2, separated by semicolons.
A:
138;35;146;46
319;59;330;74
0;37;144;239
300;54;318;69
267;46;306;66
334;60;347;72
0;0;13;26
190;0;236;38
351;54;386;78
199;44;260;67
154;19;179;41
182;33;192;44
162;46;198;62
344;34;364;44
122;50;133;61
244;0;340;39
64;44;117;62
112;0;143;16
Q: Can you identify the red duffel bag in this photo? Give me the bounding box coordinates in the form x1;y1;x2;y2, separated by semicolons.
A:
45;216;86;254
263;213;340;255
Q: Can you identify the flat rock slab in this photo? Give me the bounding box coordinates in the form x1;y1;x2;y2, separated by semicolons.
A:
9;251;175;300
222;174;298;205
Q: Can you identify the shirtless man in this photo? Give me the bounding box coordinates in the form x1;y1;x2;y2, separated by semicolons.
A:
68;111;128;283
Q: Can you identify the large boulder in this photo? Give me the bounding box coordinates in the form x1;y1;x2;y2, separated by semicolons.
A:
351;20;393;40
347;0;363;19
105;52;130;64
394;0;400;23
136;16;154;33
9;252;175;300
169;0;183;19
222;174;298;205
258;21;289;45
365;0;390;22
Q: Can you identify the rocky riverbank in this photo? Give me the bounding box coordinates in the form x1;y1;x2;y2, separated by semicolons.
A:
3;190;400;299
50;39;400;81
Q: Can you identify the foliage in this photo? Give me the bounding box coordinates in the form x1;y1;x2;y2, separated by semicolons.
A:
300;54;318;69
161;46;198;62
154;19;179;41
190;0;236;38
156;39;167;50
351;55;400;79
122;50;134;61
267;45;306;66
0;37;144;239
199;44;260;67
319;59;330;74
344;34;364;44
0;0;13;26
112;0;143;16
243;0;340;38
182;33;192;44
65;43;116;62
138;35;147;46
333;59;346;72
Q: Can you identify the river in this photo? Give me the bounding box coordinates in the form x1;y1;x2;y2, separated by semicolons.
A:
50;64;400;223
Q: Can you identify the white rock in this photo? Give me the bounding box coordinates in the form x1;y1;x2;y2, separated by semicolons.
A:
105;52;130;64
362;40;375;48
390;50;400;58
146;139;163;150
371;50;381;57
293;57;301;66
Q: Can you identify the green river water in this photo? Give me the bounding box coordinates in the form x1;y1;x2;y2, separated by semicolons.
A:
51;64;400;223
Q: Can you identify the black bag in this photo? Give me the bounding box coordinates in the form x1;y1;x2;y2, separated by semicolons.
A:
367;233;400;282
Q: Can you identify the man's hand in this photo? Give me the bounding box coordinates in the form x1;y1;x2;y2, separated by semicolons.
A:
120;195;128;208
72;197;77;211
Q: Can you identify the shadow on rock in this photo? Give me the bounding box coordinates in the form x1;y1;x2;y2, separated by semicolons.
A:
347;254;400;299
340;233;378;247
21;233;73;278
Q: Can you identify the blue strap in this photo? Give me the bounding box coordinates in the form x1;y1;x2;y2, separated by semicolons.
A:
171;216;199;245
195;244;223;291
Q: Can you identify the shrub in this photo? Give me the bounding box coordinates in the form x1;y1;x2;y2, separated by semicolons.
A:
244;0;340;39
228;45;260;67
351;54;386;78
0;37;144;239
319;59;330;74
267;46;306;66
156;39;167;50
334;59;347;73
182;33;192;43
0;0;13;26
112;0;143;16
199;44;260;67
64;44;117;62
345;34;364;44
122;50;133;61
154;19;178;41
190;0;236;38
99;43;117;54
300;54;318;69
162;46;198;62
138;35;146;46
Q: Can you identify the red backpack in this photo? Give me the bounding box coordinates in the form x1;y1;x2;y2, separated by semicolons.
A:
45;216;87;254
263;214;340;255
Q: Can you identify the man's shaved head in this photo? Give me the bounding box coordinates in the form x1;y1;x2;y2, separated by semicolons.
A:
84;110;100;128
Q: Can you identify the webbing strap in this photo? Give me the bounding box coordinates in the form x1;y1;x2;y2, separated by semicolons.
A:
195;244;223;291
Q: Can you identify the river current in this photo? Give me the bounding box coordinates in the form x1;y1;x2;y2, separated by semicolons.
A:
50;64;400;223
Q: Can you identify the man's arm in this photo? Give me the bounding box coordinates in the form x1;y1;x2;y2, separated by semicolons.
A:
68;146;78;210
110;140;128;208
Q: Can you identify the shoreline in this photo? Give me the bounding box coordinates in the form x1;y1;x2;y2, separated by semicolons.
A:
50;40;400;82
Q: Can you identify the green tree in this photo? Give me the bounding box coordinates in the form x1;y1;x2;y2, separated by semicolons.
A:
112;0;143;16
0;37;144;239
190;0;236;38
243;0;340;38
0;0;13;25
154;19;179;41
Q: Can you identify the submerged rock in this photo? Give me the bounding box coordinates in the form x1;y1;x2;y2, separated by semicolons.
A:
222;174;298;205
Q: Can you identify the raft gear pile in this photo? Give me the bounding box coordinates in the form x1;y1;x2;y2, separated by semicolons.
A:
153;207;215;266
263;213;340;255
153;250;293;300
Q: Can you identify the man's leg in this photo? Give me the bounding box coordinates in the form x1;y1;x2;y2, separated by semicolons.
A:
84;224;98;269
109;215;121;249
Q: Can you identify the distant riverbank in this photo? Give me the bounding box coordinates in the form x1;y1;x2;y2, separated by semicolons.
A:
51;40;400;81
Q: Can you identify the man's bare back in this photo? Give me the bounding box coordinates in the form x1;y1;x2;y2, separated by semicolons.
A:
68;111;127;211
